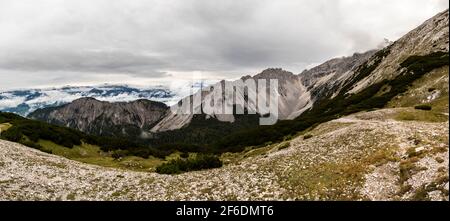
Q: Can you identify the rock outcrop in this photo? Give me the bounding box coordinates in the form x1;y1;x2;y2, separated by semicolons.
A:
29;97;168;137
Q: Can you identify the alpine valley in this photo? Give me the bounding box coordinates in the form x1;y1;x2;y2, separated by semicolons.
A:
0;9;449;201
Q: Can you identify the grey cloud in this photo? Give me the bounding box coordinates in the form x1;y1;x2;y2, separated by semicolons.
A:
0;0;448;90
0;49;169;77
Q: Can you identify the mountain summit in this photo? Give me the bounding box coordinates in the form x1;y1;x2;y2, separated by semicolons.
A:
29;97;168;138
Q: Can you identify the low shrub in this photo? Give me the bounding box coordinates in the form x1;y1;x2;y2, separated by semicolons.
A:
111;150;127;159
156;154;223;174
414;105;432;111
18;140;44;150
180;152;189;158
303;134;313;140
278;142;290;150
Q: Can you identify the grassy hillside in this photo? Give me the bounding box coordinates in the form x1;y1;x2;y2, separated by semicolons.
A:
388;65;449;112
0;112;224;173
0;112;159;168
0;123;12;132
36;140;166;172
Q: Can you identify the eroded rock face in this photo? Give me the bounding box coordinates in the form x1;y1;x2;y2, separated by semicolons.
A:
29;97;168;137
300;51;377;88
151;68;314;132
151;53;375;132
349;9;449;94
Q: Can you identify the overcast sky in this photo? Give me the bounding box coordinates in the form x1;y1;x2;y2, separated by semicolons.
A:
0;0;448;90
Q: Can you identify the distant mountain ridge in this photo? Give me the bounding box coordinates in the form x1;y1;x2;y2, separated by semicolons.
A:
0;85;175;116
29;97;168;138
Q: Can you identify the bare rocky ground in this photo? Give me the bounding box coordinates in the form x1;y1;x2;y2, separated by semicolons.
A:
0;108;448;201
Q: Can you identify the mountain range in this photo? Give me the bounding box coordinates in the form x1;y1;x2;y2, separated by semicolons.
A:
0;81;215;117
26;51;376;140
0;9;449;201
27;9;449;147
0;85;176;116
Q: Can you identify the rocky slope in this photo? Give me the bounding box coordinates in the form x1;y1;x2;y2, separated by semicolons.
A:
29;97;168;138
154;9;449;133
151;50;375;132
299;50;377;98
151;68;313;132
349;9;449;94
1;108;447;200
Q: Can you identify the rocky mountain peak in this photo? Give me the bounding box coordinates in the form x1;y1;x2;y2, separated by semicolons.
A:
299;50;377;87
348;9;449;94
254;68;297;82
29;97;168;137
